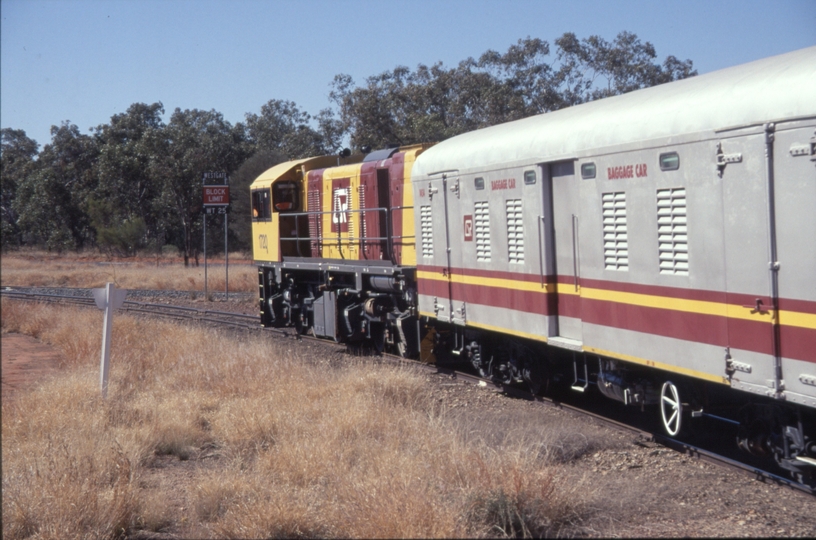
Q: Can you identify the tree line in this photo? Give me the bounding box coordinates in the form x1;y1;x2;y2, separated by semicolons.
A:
1;32;695;264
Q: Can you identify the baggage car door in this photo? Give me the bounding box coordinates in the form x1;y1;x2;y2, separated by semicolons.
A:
445;175;468;326
416;173;454;323
718;130;779;396
771;119;816;407
547;161;584;344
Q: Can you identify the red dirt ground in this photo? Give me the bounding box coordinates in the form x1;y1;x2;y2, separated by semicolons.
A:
1;333;63;401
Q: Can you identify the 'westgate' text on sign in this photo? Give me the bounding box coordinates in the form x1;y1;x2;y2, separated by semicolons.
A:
203;186;230;206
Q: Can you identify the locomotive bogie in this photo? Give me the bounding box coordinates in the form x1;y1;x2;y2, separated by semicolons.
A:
258;262;419;354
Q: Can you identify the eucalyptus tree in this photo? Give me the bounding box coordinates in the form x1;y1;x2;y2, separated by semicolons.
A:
91;102;166;254
150;108;250;266
548;32;696;105
13;122;99;251
245;99;340;159
1;128;39;248
329;31;696;149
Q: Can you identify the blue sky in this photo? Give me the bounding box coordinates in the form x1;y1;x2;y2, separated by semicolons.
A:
2;0;815;150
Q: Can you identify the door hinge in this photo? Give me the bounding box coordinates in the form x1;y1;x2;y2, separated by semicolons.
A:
433;297;445;315
456;302;467;323
811;129;816;163
730;360;753;374
716;141;742;177
800;374;816;387
449;179;460;198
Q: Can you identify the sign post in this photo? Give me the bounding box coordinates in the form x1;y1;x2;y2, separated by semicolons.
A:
204;211;207;298
93;282;127;398
202;172;230;300
225;211;229;300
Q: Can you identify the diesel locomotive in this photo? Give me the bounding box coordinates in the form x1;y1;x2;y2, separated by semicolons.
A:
251;47;816;482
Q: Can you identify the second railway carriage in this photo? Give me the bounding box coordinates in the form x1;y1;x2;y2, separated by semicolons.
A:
252;46;816;481
410;46;816;478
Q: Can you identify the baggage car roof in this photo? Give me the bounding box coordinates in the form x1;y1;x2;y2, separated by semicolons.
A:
412;46;816;178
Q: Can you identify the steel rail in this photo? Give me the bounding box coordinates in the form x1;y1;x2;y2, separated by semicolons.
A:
1;287;260;329
2;286;813;495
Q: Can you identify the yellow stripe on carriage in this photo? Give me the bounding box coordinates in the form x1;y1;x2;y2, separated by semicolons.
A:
420;272;816;329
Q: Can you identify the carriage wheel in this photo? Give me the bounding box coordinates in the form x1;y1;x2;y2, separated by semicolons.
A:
660;380;683;436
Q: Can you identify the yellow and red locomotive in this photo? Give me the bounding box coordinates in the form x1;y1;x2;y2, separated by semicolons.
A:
251;144;432;355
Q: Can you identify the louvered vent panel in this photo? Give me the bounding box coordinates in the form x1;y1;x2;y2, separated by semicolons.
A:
656;188;689;275
347;195;354;240
602;191;629;271
420;205;433;258
308;189;321;251
346;195;354;241
506;199;524;264
358;185;367;239
474;201;491;262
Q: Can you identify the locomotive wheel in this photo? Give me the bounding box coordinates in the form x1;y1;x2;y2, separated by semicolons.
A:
660;381;683;436
371;323;385;353
523;359;548;396
294;311;309;335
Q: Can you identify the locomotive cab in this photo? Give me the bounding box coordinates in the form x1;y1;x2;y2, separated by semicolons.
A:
250;155;349;264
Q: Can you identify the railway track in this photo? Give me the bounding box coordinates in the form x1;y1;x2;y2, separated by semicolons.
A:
2;285;813;496
1;286;261;330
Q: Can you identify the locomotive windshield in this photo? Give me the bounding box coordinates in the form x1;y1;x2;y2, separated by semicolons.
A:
273;181;299;212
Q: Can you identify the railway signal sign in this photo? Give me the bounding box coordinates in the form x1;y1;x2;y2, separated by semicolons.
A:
202;171;230;207
203;185;230;206
201;172;231;301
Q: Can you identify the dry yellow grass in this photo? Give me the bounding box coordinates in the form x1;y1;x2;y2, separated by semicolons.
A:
0;250;256;292
2;299;583;538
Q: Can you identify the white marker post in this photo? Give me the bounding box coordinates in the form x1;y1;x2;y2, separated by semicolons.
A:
93;283;127;398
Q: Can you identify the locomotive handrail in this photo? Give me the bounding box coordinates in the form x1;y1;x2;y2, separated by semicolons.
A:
538;215;546;287
278;206;416;263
